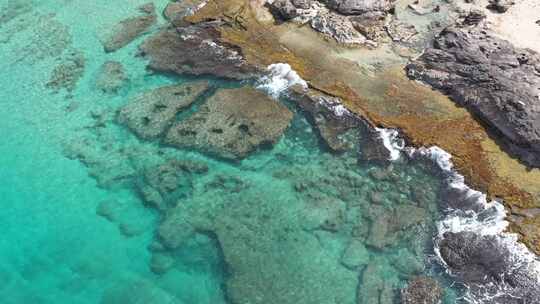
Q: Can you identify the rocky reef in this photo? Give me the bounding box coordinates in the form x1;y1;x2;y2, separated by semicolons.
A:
407;25;540;167
165;87;293;159
95;61;128;94
170;0;540;255
100;3;157;52
117;81;210;140
139;24;258;79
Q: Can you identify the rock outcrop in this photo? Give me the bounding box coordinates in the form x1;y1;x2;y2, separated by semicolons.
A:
163;0;207;26
101;3;156;52
117;82;210;140
487;0;515;13
139;24;258;80
439;231;540;303
165;87;293;159
407;26;540;167
267;0;397;46
326;0;395;16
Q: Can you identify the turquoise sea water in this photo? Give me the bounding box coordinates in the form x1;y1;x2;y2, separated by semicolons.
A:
0;1;461;303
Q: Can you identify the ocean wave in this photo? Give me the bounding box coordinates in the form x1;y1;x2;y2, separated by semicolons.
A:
256;63;308;98
405;146;540;303
316;105;540;302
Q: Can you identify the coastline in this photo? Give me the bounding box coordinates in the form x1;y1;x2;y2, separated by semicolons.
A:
177;0;540;254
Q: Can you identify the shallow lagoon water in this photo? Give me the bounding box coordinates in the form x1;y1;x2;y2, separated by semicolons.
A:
0;0;468;303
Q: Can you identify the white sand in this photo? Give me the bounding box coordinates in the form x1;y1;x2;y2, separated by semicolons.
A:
488;0;540;53
457;0;540;53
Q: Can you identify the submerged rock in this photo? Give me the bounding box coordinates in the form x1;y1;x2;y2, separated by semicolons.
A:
407;26;540;167
96;61;128;93
159;185;358;304
163;0;207;26
101;278;181;304
117;81;210;140
165;87;293;159
0;0;32;26
101;3;156;52
289;87;359;153
357;264;395;304
139;24;258;80
46;50;85;93
137;158;208;211
400;276;443;304
341;239;370;269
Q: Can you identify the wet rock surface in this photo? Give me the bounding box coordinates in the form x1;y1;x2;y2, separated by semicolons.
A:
267;0;395;46
289;87;360;152
439;231;540;303
139;24;258;80
163;0;207;26
407;25;540;167
487;0;515;13
101;3;157;52
165;87;293;159
400;276;443;304
95;61;128;93
117;81;210;140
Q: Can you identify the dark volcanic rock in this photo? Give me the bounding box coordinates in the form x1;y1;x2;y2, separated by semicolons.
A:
401;276;443;304
439;231;540;303
117;82;210;140
487;0;515;13
407;26;540;167
326;0;395;16
165;87;293;159
439;231;512;283
268;0;303;20
139;24;258;80
101;3;156;52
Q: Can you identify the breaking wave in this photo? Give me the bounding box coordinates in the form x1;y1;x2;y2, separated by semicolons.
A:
316;99;540;302
257;63;308;98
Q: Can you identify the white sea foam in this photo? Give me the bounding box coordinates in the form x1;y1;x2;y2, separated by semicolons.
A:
376;128;405;161
406;146;509;236
403;145;540;302
317;96;350;117
257;63;308;98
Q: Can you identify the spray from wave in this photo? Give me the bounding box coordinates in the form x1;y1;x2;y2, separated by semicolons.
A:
327;114;540;302
405;146;540;303
256;63;308;98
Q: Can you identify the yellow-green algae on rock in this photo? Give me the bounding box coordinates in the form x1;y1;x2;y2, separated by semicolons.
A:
186;0;540;253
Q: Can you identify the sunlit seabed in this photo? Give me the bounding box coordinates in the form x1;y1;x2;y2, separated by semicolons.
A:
0;1;462;303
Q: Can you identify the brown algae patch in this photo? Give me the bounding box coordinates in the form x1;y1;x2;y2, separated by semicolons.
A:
186;0;540;253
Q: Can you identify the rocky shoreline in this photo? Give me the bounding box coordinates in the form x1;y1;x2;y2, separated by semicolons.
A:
128;0;540;301
140;0;540;255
